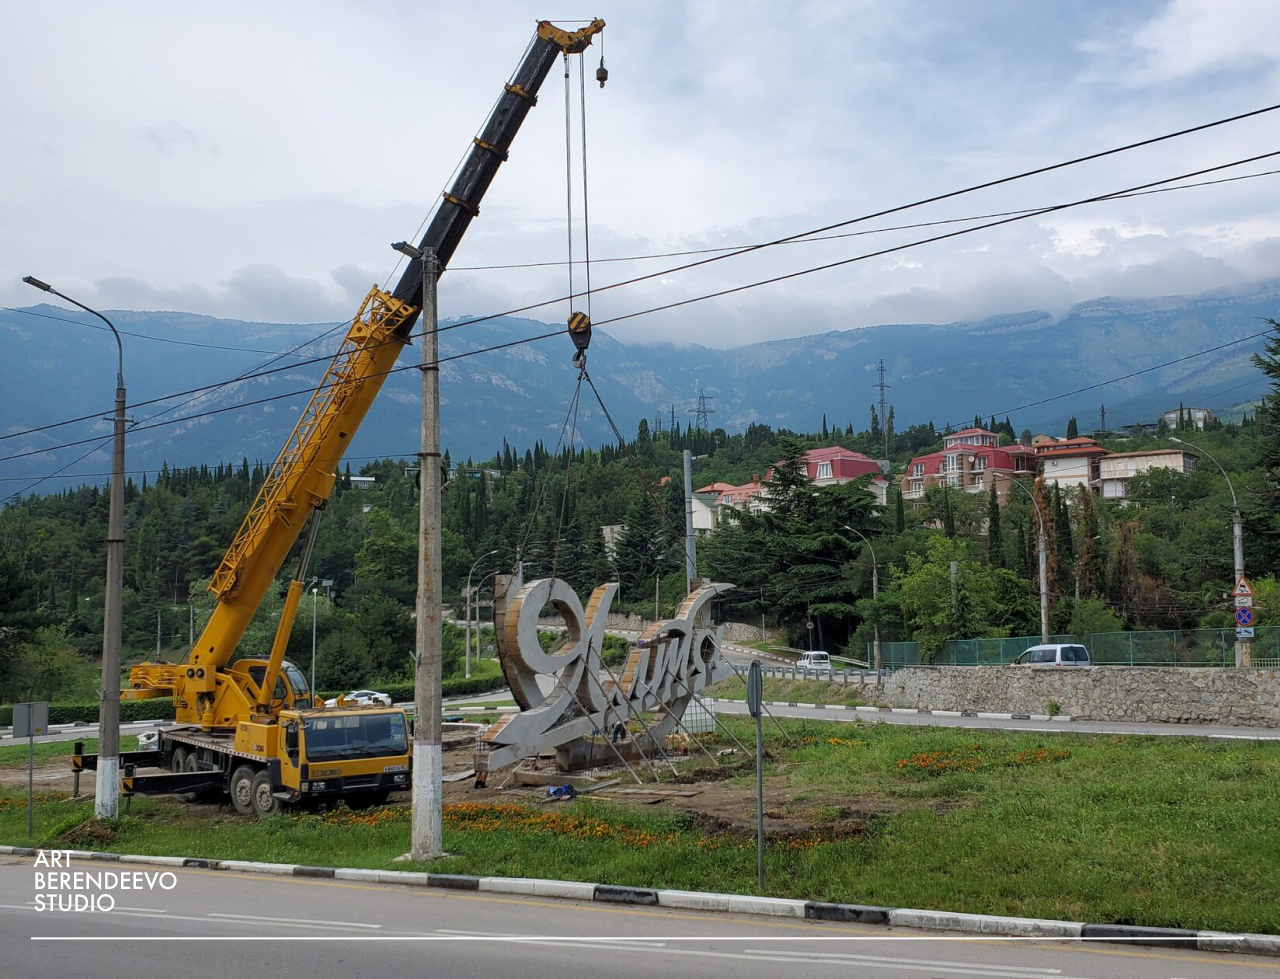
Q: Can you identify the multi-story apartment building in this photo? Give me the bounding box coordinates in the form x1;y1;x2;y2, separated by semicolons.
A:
902;428;1036;501
1034;436;1110;492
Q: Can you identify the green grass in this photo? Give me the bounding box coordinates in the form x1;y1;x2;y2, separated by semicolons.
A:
706;676;865;707
4;722;1279;935
0;736;139;768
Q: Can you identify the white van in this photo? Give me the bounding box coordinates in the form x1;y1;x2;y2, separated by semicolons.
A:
796;651;832;672
1013;643;1091;667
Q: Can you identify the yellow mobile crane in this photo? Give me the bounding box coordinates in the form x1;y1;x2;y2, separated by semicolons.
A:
73;19;605;816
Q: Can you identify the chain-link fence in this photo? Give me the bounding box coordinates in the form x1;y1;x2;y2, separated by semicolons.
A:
875;628;1280;668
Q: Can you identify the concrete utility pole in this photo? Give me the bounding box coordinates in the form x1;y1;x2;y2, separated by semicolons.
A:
24;275;124;820
1002;476;1049;644
1171;437;1249;666
465;550;498;679
682;450;696;592
411;247;443;860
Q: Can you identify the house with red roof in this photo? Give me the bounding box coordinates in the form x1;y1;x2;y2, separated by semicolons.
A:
902;428;1037;503
1034;436;1110;492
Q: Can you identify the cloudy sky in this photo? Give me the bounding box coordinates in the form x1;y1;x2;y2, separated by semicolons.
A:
3;0;1279;348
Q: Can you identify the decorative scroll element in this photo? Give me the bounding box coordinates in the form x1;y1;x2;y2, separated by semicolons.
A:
476;574;734;772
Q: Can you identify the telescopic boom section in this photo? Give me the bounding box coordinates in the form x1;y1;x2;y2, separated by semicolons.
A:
123;19;604;727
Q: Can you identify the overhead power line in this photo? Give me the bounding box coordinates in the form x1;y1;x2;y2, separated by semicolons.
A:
6;104;1277;448
3;150;1275;469
450;166;1280;272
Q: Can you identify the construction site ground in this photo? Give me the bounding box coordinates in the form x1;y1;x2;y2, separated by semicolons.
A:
0;733;891;841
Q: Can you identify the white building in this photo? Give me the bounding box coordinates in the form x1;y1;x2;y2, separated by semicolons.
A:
1099;448;1197;500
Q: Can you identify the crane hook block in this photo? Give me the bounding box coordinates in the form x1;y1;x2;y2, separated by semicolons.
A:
568;311;592;368
596;59;609;88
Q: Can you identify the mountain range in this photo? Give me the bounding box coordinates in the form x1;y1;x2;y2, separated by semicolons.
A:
2;278;1277;493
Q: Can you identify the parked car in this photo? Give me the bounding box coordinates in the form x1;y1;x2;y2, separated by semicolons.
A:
324;689;394;708
796;651;832;672
1013;644;1091;667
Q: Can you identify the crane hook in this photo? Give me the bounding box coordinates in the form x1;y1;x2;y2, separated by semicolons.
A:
596;56;608;88
568;310;592;368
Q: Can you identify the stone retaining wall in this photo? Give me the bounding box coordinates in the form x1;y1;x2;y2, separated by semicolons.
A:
881;666;1280;727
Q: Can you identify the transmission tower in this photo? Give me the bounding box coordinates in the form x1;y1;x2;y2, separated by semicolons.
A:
1099;403;1107;437
652;408;665;435
688;388;716;431
875;359;892;458
669;403;678;434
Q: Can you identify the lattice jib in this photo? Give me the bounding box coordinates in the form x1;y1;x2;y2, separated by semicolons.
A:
209;288;416;599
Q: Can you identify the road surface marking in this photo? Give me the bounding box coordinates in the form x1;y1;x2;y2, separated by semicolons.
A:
438;927;664;947
746;947;1063;972
207;912;381;929
54;864;1276;970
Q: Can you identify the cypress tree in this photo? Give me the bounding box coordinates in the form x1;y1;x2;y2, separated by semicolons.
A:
895;487;906;532
986;481;1003;567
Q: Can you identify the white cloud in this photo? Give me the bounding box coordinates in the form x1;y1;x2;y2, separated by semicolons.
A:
2;1;1280;350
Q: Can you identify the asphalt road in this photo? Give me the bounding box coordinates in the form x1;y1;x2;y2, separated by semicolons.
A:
710;700;1280;740
0;857;1273;979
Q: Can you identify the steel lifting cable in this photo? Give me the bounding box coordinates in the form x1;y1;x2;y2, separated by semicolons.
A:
549;370;584;580
580;368;686;546
578;53;594;321
517;371;586;562
563;54;576;313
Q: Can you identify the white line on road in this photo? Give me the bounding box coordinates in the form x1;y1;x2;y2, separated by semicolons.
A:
745;947;1063;973
208;912;381;929
435;926;665;941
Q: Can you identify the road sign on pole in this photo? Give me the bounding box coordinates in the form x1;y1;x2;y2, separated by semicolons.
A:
1234;576;1254;598
1235;595;1253;608
1237;627;1255;639
1236;606;1255;628
13;702;48;839
747;660;765;892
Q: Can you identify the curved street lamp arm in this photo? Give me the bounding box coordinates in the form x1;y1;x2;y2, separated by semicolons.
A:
1170;437;1237;511
23;277;122;383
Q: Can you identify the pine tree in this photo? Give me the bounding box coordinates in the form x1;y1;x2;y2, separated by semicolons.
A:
869;406;881;444
821;413;829;440
943;487;956;537
1066;417;1078;438
986;482;1003;567
895;487;906;532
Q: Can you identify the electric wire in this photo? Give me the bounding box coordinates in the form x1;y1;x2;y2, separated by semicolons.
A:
7;116;1278;449
4;151;1276;469
450;166;1280;272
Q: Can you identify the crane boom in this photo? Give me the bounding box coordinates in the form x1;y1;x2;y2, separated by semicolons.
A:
124;19;605;730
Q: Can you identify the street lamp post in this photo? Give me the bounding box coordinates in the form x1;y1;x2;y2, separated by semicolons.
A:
23;275;124;820
1170;437;1249;667
1002;476;1049;644
465;550;498;679
842;525;881;672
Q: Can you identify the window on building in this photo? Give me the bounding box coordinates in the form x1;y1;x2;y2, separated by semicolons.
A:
973;456;987;471
816;462;832;479
911;463;924;477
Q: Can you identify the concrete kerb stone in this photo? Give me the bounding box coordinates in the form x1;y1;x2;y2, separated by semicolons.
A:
215;860;296;876
333;868;382;883
4;844;1279;957
1199;931;1280;956
1080;923;1199;947
805;902;892;924
594;883;659;905
889;908;1083;938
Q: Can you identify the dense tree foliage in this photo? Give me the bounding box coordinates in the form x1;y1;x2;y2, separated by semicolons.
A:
1;364;1276;701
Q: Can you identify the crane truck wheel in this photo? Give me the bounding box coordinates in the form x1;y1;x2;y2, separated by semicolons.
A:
250;770;279;817
230;765;257;816
169;747;188;773
176;752;200;803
